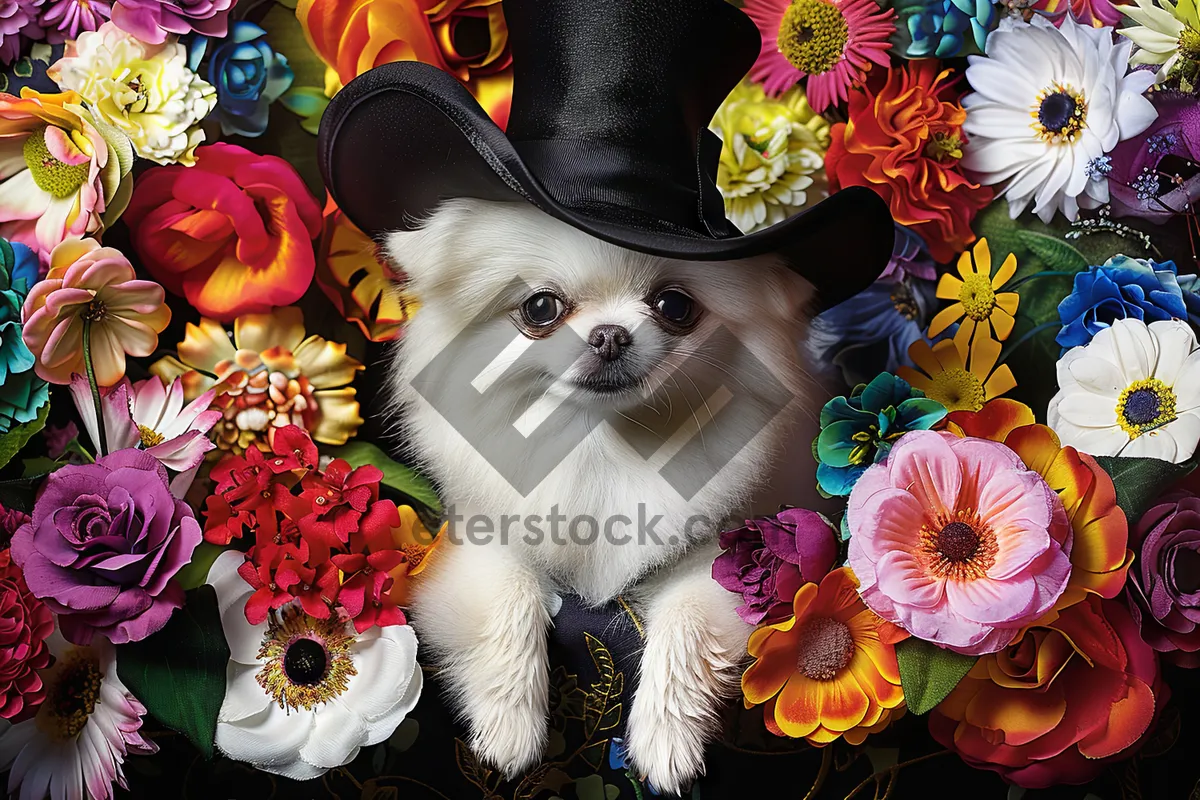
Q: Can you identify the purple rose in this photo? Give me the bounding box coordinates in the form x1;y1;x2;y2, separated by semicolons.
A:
0;0;43;65
110;0;233;44
11;449;201;645
1109;90;1200;224
1125;492;1200;666
712;507;838;625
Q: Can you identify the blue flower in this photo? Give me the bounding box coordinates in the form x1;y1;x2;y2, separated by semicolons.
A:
808;277;940;388
193;22;294;138
608;738;660;795
905;0;997;59
815;372;947;497
1056;256;1187;351
0;238;47;434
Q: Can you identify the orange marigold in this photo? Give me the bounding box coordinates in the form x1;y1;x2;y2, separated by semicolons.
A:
825;60;993;264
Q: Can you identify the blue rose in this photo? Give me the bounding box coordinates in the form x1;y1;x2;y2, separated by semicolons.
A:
0;238;47;434
905;0;997;59
1056;256;1187;352
195;22;294;138
814;372;947;498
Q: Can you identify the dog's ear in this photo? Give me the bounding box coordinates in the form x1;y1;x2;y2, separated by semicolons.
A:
380;200;478;291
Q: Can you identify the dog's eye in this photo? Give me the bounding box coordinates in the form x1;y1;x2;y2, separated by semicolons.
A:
522;292;565;327
652;290;697;326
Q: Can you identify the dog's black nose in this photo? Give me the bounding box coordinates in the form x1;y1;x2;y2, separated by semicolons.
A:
588;324;632;362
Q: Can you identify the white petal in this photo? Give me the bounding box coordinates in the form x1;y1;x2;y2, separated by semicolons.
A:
1150;320;1198;386
218;664;272;725
1165;413;1200;462
1055;387;1119;428
215;705;316;769
1108;319;1157;382
1067;354;1125;397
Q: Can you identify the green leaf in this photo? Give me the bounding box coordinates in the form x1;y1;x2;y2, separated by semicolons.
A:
174;542;227;590
116;585;230;758
324;441;441;512
21;456;59;478
1015;230;1088;272
279;86;328;117
895;638;977;715
1094;455;1197;521
0;401;49;471
0;476;39;514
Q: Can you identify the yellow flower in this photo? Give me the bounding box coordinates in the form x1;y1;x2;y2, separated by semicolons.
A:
711;81;830;234
151;307;364;454
898;328;1017;412
927;238;1019;349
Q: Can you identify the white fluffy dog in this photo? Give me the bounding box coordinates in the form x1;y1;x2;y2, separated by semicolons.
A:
386;198;823;794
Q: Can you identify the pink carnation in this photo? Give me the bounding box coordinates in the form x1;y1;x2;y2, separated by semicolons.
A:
846;430;1073;655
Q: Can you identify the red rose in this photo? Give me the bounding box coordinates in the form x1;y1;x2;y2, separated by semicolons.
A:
126;143;322;322
0;560;53;721
930;596;1165;788
826;61;993;264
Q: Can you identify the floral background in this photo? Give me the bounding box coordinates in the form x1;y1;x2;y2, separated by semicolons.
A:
0;0;1197;797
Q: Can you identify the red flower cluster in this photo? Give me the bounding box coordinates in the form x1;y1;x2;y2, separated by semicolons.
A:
203;426;438;632
0;554;53;721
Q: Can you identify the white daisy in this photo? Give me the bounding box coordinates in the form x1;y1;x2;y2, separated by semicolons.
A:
1118;0;1200;84
0;631;157;800
961;15;1158;223
208;551;423;781
1048;318;1200;463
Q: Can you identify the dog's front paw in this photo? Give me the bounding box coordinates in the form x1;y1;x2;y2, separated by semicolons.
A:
624;688;709;796
462;683;549;778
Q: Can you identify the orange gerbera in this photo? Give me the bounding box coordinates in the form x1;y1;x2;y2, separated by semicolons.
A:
947;399;1134;619
742;567;907;746
825;60;993;263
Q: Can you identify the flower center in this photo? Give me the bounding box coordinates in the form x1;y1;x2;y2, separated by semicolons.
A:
1032;85;1087;144
795;616;855;680
256;605;357;711
283;637;328;685
38;652;102;740
137;424;165;448
925;130;964;162
923;367;986;413
936;521;980;562
1115;378;1177;439
920;509;998;580
958;273;997;322
22;126;90;199
891;282;919;320
777;0;849;76
1173;547;1200;595
1178;27;1200;60
83;300;107;322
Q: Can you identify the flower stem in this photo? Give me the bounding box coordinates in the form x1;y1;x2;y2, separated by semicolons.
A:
1007;270;1078;291
82;317;108;457
998;320;1059;366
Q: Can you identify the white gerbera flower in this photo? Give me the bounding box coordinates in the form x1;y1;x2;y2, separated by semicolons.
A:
47;21;217;166
0;632;157;800
1119;0;1200;84
208;551;422;781
711;81;829;234
1048;318;1200;463
961;16;1158;223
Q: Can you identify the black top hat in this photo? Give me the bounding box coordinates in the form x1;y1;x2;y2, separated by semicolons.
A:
317;0;896;309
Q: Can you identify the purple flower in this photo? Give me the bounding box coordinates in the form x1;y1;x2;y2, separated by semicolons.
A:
878;223;937;283
0;500;28;544
110;0;233;44
0;0;43;65
1109;91;1200;224
10;449;202;645
1125;492;1200;667
39;0;110;43
712;507;838;625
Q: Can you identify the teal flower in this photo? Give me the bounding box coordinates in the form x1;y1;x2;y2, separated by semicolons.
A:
903;0;997;59
814;372;947;497
0;238;47;434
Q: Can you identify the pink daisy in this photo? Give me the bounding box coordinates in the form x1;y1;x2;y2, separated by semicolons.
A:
744;0;896;111
846;430;1074;656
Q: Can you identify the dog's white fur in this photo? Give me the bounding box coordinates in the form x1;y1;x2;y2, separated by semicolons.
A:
386;199;823;794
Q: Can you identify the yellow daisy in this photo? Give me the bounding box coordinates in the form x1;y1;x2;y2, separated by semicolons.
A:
927;238;1020;349
898;328;1017;413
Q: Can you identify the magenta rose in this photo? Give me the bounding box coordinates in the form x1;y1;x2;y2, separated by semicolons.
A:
1126;492;1200;666
11;449;202;645
110;0;233;44
712;507;838;624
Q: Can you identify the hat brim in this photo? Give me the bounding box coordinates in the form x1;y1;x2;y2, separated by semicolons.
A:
318;61;896;310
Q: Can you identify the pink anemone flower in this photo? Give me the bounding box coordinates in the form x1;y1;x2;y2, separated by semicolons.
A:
847;430;1074;656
